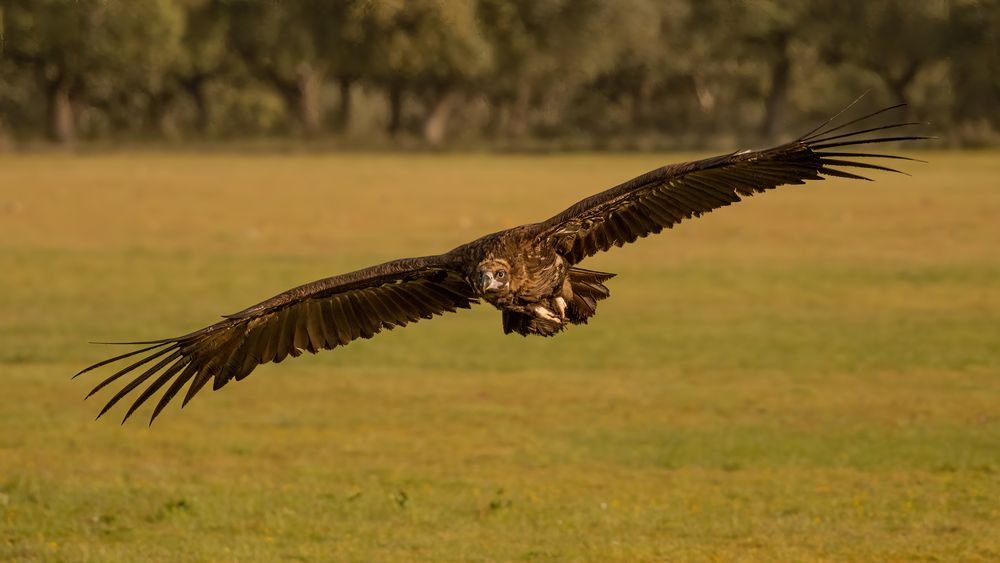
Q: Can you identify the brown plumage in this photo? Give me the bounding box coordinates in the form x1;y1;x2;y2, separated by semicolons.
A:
77;99;927;423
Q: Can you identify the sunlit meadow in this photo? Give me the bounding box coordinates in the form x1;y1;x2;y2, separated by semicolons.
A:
1;151;997;561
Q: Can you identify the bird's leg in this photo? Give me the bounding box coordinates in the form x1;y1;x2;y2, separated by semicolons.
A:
532;305;562;324
555;278;574;321
553;296;568;320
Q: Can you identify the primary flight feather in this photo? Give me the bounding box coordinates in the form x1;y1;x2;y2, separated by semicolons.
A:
77;100;927;424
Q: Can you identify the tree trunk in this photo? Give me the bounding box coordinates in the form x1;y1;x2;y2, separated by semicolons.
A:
761;35;791;138
335;77;352;133
507;83;531;137
296;67;323;136
150;92;180;142
632;75;654;128
266;65;324;136
387;84;403;136
886;62;919;119
48;79;76;144
0;117;10;152
185;77;210;135
423;90;459;146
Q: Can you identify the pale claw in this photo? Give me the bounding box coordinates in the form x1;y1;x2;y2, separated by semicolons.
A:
533;306;562;324
553;297;568;319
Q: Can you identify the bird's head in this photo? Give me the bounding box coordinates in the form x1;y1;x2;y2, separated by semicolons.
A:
476;258;511;294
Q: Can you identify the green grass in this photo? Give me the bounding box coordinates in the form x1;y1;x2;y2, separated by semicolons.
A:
1;151;998;561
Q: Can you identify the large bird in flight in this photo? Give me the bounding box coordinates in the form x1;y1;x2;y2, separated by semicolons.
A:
78;100;926;424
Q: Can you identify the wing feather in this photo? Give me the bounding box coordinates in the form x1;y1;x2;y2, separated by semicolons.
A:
537;103;928;264
150;361;200;422
257;315;279;364
237;321;266;375
366;291;397;329
272;308;294;363
97;351;182;419
384;284;425;322
78;255;476;423
327;298;354;345
347;292;377;338
337;294;363;341
290;309;309;356
316;299;341;344
182;368;213;408
123;358;188;424
86;345;177;399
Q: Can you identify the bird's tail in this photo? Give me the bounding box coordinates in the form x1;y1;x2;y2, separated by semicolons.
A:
501;267;616;337
565;267;615;325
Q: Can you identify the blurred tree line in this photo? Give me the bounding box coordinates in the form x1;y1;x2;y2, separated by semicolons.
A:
0;0;996;149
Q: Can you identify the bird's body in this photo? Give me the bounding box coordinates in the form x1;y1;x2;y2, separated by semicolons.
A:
77;99;927;423
453;226;594;336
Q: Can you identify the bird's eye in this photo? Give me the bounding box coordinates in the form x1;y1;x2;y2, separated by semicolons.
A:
496;270;506;279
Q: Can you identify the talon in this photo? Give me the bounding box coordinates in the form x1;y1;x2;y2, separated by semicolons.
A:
554;297;568;319
533;306;561;324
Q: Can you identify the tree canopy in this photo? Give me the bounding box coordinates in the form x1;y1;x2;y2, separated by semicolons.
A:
0;0;995;148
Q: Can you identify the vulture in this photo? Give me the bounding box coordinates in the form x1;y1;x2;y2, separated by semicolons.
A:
77;99;926;424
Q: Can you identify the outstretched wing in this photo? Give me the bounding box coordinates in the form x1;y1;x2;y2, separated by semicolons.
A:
77;255;477;424
537;101;929;264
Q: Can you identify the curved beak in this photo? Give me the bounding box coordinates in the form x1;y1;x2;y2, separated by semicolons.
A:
479;272;494;293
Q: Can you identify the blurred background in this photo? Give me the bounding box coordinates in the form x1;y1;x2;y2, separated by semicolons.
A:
1;0;998;150
2;2;999;561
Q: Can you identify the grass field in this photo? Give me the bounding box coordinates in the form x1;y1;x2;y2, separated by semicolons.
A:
1;150;998;561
